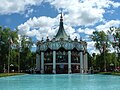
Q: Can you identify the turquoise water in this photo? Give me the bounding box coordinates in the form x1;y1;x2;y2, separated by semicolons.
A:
0;74;120;90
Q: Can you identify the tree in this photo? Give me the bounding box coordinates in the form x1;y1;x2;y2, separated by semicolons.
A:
108;27;120;52
91;31;110;71
0;26;18;72
87;52;92;70
0;26;35;73
108;27;120;67
18;35;34;71
91;31;110;54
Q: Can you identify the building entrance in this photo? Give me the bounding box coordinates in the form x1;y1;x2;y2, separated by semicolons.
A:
56;65;68;74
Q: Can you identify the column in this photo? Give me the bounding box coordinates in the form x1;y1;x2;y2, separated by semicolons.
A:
86;53;88;73
36;54;40;72
53;51;56;74
84;53;88;73
41;52;44;74
80;51;83;74
68;51;72;74
83;53;85;73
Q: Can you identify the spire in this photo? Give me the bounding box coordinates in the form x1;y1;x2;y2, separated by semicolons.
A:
55;12;68;40
60;12;63;22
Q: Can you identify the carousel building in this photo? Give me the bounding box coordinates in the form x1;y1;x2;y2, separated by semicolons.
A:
36;13;88;74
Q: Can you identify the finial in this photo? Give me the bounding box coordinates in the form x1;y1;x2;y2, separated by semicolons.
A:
41;37;44;42
52;36;55;40
46;36;49;41
68;35;71;41
52;36;56;42
60;11;63;22
80;37;82;41
60;11;63;19
74;36;78;41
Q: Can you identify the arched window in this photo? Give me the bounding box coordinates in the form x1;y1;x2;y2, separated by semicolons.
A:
44;48;53;63
56;48;68;63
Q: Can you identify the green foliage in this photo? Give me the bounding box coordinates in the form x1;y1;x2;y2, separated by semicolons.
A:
19;35;35;71
88;52;92;69
91;31;110;54
90;52;117;72
0;26;18;72
108;27;120;53
90;28;120;72
0;26;35;73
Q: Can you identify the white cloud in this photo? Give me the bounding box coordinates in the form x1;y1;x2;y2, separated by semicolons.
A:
109;1;120;8
0;0;43;14
87;41;95;49
77;28;95;35
26;29;39;37
46;0;120;26
89;49;100;55
32;43;36;48
87;41;100;54
2;0;119;25
18;14;80;41
18;16;56;40
25;8;34;18
77;28;94;42
96;20;120;33
18;23;30;35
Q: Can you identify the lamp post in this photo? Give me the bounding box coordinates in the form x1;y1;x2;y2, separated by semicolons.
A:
110;63;114;71
10;64;14;72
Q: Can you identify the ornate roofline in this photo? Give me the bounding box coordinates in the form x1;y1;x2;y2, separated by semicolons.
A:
36;13;87;52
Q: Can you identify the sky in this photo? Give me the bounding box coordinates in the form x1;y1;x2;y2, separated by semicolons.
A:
0;0;120;54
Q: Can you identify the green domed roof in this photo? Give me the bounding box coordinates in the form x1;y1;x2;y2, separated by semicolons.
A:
55;13;68;40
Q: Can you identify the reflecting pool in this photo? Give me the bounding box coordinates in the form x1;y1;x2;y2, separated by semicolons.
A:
0;74;120;90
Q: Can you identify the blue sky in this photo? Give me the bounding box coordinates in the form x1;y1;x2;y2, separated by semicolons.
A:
0;0;120;54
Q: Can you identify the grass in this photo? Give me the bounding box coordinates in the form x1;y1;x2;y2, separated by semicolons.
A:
0;73;26;77
98;72;120;76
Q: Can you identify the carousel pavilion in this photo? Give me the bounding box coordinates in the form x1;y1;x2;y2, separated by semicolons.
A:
36;13;88;74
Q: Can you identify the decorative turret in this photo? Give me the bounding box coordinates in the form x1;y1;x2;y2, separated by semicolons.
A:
55;12;68;40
